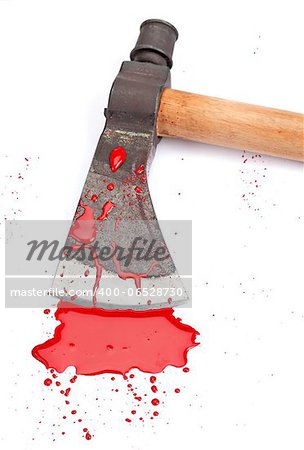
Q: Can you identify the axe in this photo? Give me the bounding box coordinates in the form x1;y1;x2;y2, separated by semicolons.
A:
53;19;303;310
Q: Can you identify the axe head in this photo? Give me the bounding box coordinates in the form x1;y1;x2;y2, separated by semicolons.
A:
53;20;191;310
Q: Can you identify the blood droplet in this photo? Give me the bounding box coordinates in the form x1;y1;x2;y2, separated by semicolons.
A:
151;398;159;406
135;164;144;175
96;201;116;221
109;147;126;172
91;194;98;202
107;183;114;191
44;309;50;315
44;378;52;386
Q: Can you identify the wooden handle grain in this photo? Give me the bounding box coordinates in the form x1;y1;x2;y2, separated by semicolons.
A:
157;88;304;161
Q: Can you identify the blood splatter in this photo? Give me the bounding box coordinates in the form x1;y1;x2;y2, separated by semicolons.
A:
96;200;116;221
69;201;96;244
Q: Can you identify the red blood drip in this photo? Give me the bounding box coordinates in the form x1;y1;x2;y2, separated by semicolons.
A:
70;375;77;383
44;378;52;386
151;385;158;393
153;411;159;417
134;186;142;194
83;428;88;432
85;432;92;440
131;410;136;415
107;183;115;191
32;301;199;375
183;367;190;373
91;194;98;203
44;309;50;315
125;418;131;423
135;164;144;175
175;388;180;393
112;242;158;290
96;200;116;221
69;201;96;244
55;381;61;386
151;398;159;406
150;376;156;383
71;410;77;415
109;147;126;172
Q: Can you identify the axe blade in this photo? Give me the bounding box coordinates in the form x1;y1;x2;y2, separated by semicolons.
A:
52;20;190;309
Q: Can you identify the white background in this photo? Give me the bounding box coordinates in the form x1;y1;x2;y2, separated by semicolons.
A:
0;0;303;449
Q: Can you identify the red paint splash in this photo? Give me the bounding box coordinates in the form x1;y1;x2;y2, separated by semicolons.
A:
32;301;198;376
109;147;126;172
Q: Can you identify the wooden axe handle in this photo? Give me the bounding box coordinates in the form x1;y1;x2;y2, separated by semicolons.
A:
157;88;303;161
